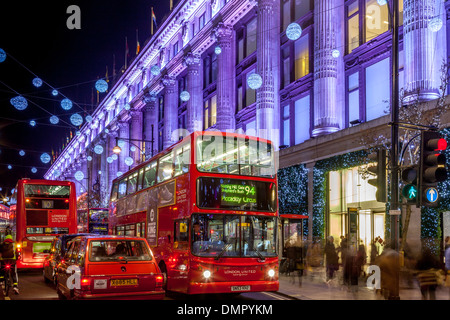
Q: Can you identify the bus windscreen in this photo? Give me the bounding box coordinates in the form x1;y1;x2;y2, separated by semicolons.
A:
24;185;70;198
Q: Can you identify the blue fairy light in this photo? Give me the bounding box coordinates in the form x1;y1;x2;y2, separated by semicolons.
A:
125;157;134;166
31;167;37;173
19;150;25;156
75;131;81;136
94;145;104;154
286;22;302;41
52;89;58;96
98;170;102;175
70;113;83;126
7;165;12;170
61;98;73;110
50;115;59;124
180;91;190;102
10;96;28;110
40;153;51;164
95;79;108;93
150;65;161;76
32;78;43;88
104;128;109;134
75;171;84;181
29;120;36;127
87;156;93;161
247;73;263;90
0;49;6;63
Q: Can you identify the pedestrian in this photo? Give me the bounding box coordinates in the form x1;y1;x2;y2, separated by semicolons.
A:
0;234;19;294
324;236;339;282
370;239;378;264
356;240;367;278
415;245;442;300
444;238;450;297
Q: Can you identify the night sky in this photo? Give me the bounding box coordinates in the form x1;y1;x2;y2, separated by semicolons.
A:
0;0;170;197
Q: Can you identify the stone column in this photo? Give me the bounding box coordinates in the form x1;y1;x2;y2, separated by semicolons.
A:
183;52;203;133
117;120;130;175
162;75;178;149
107;131;118;194
99;135;108;204
403;0;441;103
312;0;340;137
256;0;280;145
143;93;159;159
214;23;235;132
130;110;143;167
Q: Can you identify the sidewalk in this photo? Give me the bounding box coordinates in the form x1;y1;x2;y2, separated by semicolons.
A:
277;267;450;300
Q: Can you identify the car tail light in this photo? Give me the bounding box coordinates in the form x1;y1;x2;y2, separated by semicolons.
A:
4;264;11;270
80;277;91;290
155;274;164;288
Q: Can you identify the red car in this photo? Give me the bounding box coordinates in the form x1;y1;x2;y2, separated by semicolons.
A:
56;235;164;300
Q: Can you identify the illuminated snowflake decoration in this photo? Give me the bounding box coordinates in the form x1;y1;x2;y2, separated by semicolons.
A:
180;91;190;102
286;22;302;41
87;156;93;161
32;77;43;88
53;169;61;178
124;104;131;110
429;17;443;32
247;73;263;90
29;120;36;127
61;98;73;110
125;156;134;166
52;89;59;96
130;146;136;152
70;113;83;126
10;96;28;110
107;157;113;163
214;46;222;55
116;171;123;177
94;145;104;155
74;171;84;181
377;0;387;5
86;115;93;123
31;167;37;173
40;153;51;164
95;79;108;93
19;150;25;156
50;115;59;124
150;65;161;76
332;49;340;58
111;154;118;161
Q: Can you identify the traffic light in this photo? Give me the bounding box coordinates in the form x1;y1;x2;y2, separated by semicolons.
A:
367;149;387;203
419;130;448;207
401;166;418;205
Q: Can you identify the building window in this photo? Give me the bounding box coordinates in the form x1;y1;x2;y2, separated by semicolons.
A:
294;94;310;145
199;12;206;30
237;17;257;64
282;104;290;147
347;72;360;125
294;33;309;80
173;41;179;57
204;95;217;130
347;1;360;54
281;32;310;88
281;0;313;31
365;57;390;121
245;69;257;107
365;0;389;43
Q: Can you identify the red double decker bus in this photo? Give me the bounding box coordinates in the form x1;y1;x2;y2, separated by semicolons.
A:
10;179;78;268
109;131;278;295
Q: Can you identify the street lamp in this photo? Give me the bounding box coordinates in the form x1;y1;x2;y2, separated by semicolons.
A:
113;134;155;159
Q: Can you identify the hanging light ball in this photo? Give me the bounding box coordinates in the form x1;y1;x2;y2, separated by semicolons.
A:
332;49;341;58
95;79;108;93
86;115;93;123
116;171;123;177
31;167;37;173
111;154;118;161
107;156;113;163
125;157;134;166
124;103;131;111
52;89;59;96
87;156;93;161
117;140;125;148
130;146;136;152
7;165;12;170
214;46;222;55
0;48;6;63
19;150;25;157
61;98;73;110
32;78;43;88
29;120;36;127
10;96;28;110
53;169;61;177
75;131;81;136
104;128;109;134
180;91;190;102
94;145;104;155
247;73;263;90
150;65;161;76
40;153;51;164
70;113;83;126
376;0;387;5
286;22;302;41
429;17;443;32
50;115;59;124
74;171;84;181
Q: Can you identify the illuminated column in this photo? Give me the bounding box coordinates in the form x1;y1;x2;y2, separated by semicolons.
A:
107;131;118;194
99;135;108;201
403;0;442;103
183;52;203;133
117;120;130;175
143;93;158;159
256;0;280;145
312;0;340;137
130;110;143;166
214;23;235;132
162;75;178;149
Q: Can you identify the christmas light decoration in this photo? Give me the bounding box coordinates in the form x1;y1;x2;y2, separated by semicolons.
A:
429;17;443;32
19;150;25;156
286;22;302;41
86;115;93;123
150;65;160;76
40;153;51;164
50;115;59;124
32;78;43;88
0;48;6;63
75;171;84;181
214;46;222;55
52;89;58;96
125;156;134;166
70;113;83;126
247;73;263;90
180;91;190;102
94;145;104;154
31;167;37;173
10;96;28;110
29;120;36;127
95;79;108;93
61;98;73;110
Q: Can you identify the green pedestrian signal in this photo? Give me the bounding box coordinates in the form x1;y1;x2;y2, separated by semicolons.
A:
402;184;417;201
401;165;418;205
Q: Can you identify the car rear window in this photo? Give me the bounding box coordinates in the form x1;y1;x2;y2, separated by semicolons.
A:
89;240;152;262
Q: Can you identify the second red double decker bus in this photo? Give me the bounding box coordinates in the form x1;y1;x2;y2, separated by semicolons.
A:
109;131;278;295
9;179;78;268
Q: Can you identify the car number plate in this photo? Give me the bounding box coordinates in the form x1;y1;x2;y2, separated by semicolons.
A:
231;285;250;292
110;279;138;286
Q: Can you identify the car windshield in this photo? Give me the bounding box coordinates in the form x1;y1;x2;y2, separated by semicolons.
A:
89;240;152;262
191;214;277;258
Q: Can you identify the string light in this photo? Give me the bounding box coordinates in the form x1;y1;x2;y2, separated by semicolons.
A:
61;98;73;110
50;115;59;124
40;153;51;164
10;96;28;110
32;78;43;88
29;120;36;127
94;145;104;154
95;79;108;93
70;113;83;126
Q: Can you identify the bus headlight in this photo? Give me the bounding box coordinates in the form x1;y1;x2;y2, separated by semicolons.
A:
203;270;212;279
268;269;275;278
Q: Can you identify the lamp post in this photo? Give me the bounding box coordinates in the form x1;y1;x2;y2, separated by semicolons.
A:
113;135;155;160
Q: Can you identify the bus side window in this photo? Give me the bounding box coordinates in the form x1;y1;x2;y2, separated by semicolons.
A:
157;152;174;183
174;144;191;177
173;220;188;249
143;162;157;189
137;168;145;191
118;178;127;198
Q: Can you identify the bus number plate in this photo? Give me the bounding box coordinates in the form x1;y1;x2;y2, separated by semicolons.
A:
111;279;138;286
231;285;250;292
